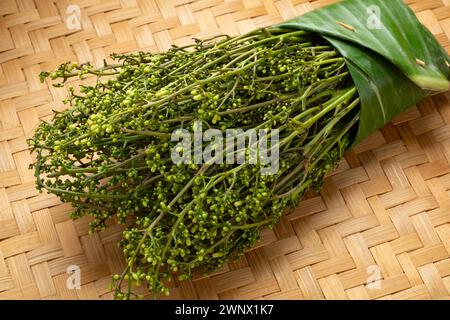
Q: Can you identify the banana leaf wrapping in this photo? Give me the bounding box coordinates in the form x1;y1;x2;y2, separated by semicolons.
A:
278;0;450;145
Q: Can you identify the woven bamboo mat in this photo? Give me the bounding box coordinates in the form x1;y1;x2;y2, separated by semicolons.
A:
0;0;450;300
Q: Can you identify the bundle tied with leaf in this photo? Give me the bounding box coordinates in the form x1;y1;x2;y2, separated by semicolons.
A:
29;0;449;299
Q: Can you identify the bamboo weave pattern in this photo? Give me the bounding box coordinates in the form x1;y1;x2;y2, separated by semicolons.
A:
0;0;450;300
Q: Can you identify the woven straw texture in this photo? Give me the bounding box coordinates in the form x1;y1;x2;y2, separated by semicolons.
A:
1;0;450;300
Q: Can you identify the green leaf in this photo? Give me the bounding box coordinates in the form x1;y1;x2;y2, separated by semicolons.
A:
277;0;449;91
327;37;426;145
275;0;449;144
